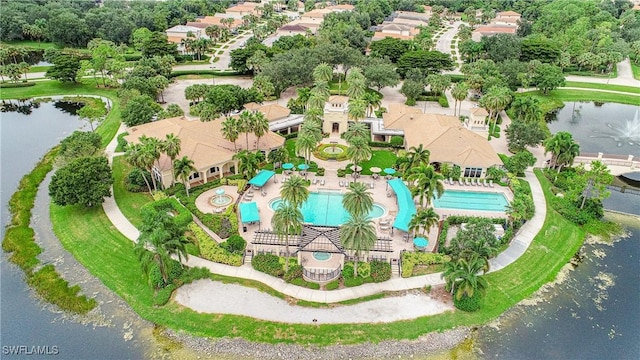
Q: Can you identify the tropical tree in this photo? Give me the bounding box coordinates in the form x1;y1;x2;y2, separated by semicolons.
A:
135;210;189;287
300;119;322;142
343;122;370;145
510;96;543;123
162;133;181;186
442;254;489;300
252;112;269;150
173;156;196;196
363;91;382;118
280;175;309;209
505;192;535;228
347;97;367;122
407;164;444;207
267;147;288;168
406;144;431;169
312;62;333;83
346;137;371;182
271;203;303;272
238;111;254;151
77;105;105;132
125;143;152;194
221;116;239;151
140;135;162;191
340;213;377;277
451;82;469;117
408;207;439;237
346;67;366;99
342;182;374;218
479;86;512;137
233;150;264;180
544;131;580;173
295;131;317;168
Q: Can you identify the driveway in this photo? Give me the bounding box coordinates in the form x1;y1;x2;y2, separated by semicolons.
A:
435;21;462;69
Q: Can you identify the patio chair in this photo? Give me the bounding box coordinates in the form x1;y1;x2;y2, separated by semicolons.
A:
489;180;494;188
370;182;374;189
456;180;462;186
320;179;325;186
471;178;476;186
339;180;344;187
261;190;267;196
273;177;278;184
449;177;453;185
312;178;318;185
483;179;488;187
465;179;471;186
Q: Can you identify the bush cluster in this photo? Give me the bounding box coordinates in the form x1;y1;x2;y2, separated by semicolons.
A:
220;234;246;255
142;197;192;231
453;291;482;312
325;280;340;290
284;264;303;282
313;144;350;161
370;261;391;282
290;278;320;289
125;168;150;192
252;253;284;277
0;82;36;88
148;259;184;289
188;223;242;266
401;252;450;278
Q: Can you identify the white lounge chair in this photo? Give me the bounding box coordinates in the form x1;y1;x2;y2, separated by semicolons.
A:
339;180;344;187
320;179;325;186
312;178;318;185
465;179;471;186
449;177;453;185
471;179;477;186
457;180;462;186
483;179;488;187
489;180;494;188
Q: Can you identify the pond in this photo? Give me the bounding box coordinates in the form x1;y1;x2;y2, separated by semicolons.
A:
547;102;639;155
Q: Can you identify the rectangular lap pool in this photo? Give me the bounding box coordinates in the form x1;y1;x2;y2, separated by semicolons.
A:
270;191;386;226
432;190;508;212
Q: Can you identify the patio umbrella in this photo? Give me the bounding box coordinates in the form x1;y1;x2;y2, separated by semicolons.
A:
353;165;362;172
297;164;309;170
282;163;294;170
369;167;382;173
383;168;396;175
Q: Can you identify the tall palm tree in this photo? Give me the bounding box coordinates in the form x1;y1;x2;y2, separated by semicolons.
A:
135;210;189;287
303;106;324;126
173;156;197;197
300;119;322;142
221;116;239;151
363;91;381;118
408;207;439;237
347;98;367;122
451;82;469;117
310;80;330;103
340;213;377;278
313;62;333;83
139;135;162;191
295;132;317;168
442;254;488;300
252;112;269;150
544;131;580;172
346;137;371;183
343;122;370;145
238;111;254;151
342;182;374;218
233;150;263;180
408;164;445;207
125;143;152;194
510;96;543;123
479;86;512;137
306;94;326;110
162;133;181;186
346;67;366;99
406;144;431;168
280;175;309;209
271;203;303;272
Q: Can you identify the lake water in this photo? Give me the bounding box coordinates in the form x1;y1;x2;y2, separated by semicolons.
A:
0;100;148;359
547;102;639;156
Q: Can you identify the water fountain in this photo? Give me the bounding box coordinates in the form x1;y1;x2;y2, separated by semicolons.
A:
210;188;232;208
591;109;640;147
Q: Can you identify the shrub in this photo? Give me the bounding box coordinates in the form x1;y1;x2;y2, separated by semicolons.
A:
284;264;303;282
370;261;391;282
188;223;242;266
115;132;128;152
357;261;370;278
325;280;340;290
337;169;346;177
343;277;364;287
153;284;176;306
126;168;150;192
0;82;36;88
142;197;192;231
148;259;184;289
314;144;350;161
390;136;404;147
342;263;354;279
252;253;284;277
401;252;450;278
316;168;325;176
453;291;482;312
438;94;449;108
220;234;246;255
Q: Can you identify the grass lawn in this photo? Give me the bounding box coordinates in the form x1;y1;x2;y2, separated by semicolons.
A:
522;89;640;109
111;156;153;228
0;79;121;147
563;81;640;95
632;61;640;80
1;40;60;49
29;65;51;73
356;150;398;175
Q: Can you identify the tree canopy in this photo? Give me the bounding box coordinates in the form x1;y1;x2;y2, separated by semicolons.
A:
49;156;113;207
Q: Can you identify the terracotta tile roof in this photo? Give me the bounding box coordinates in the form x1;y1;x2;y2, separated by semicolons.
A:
328;95;349;104
372;32;413;41
124;116;285;172
473;25;517;35
471;107;489;116
185;22;209;29
496;11;521;17
256;104;291;122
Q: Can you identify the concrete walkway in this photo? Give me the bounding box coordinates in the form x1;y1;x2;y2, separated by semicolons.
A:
101;126;548;305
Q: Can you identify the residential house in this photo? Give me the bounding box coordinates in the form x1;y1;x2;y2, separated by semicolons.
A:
471;10;520;41
467;107;489;130
224;2;261;19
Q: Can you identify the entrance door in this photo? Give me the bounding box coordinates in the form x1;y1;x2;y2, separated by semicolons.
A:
332;122;339;133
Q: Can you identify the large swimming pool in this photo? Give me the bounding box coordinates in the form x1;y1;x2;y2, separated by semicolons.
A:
269;191;386;226
432;190;508;212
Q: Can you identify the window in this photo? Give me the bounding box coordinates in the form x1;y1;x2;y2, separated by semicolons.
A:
189;172;200;180
209;166;219;174
464;167;482;178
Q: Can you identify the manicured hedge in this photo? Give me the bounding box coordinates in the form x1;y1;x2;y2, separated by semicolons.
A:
142;197;192;231
401;252;450;278
0;82;36;88
169;69;241;78
369;140;403;149
370;261;391;282
252;253;284;277
188;223;242;266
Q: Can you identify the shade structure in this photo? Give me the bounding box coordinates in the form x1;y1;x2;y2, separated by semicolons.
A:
413;237;428;248
370;167;382;173
297;164;309;170
387;178;416;233
239;202;260;224
383;168;396;175
248;170;275;187
282;163;294;170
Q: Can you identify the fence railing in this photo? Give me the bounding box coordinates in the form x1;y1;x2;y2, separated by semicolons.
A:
606;185;640;196
302;265;341;282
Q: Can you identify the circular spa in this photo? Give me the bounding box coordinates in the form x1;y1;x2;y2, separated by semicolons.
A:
269;191;386;227
210;188;233;208
312;252;332;261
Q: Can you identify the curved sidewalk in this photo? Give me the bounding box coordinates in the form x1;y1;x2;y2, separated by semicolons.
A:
102;126;546;303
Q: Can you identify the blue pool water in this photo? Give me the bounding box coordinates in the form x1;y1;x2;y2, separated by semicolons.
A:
432;190;508;211
270;192;386;226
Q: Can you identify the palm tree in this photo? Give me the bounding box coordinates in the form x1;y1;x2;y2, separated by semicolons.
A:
221;117;239;151
408;207;439;237
346;67;366;99
306;94;326;110
233;150;263;180
342;182;374;218
451;82;469;117
363;91;382;118
295;132;317;168
313;62;333;83
343;122;370;145
303;106;324;127
340;213;377;277
479;86;512;137
280;175;309;209
252;112;269;150
346;137;371;183
135;210;190;287
406;144;431;168
162;133;181;186
139;136;162;191
544;131;580;173
238;111;254;151
173;156;197;197
271;203;303;272
510;97;543;123
310;80;330;102
300;119;322;142
125;143;153;194
442;254;488;300
347;98;367;122
408;164;445;207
